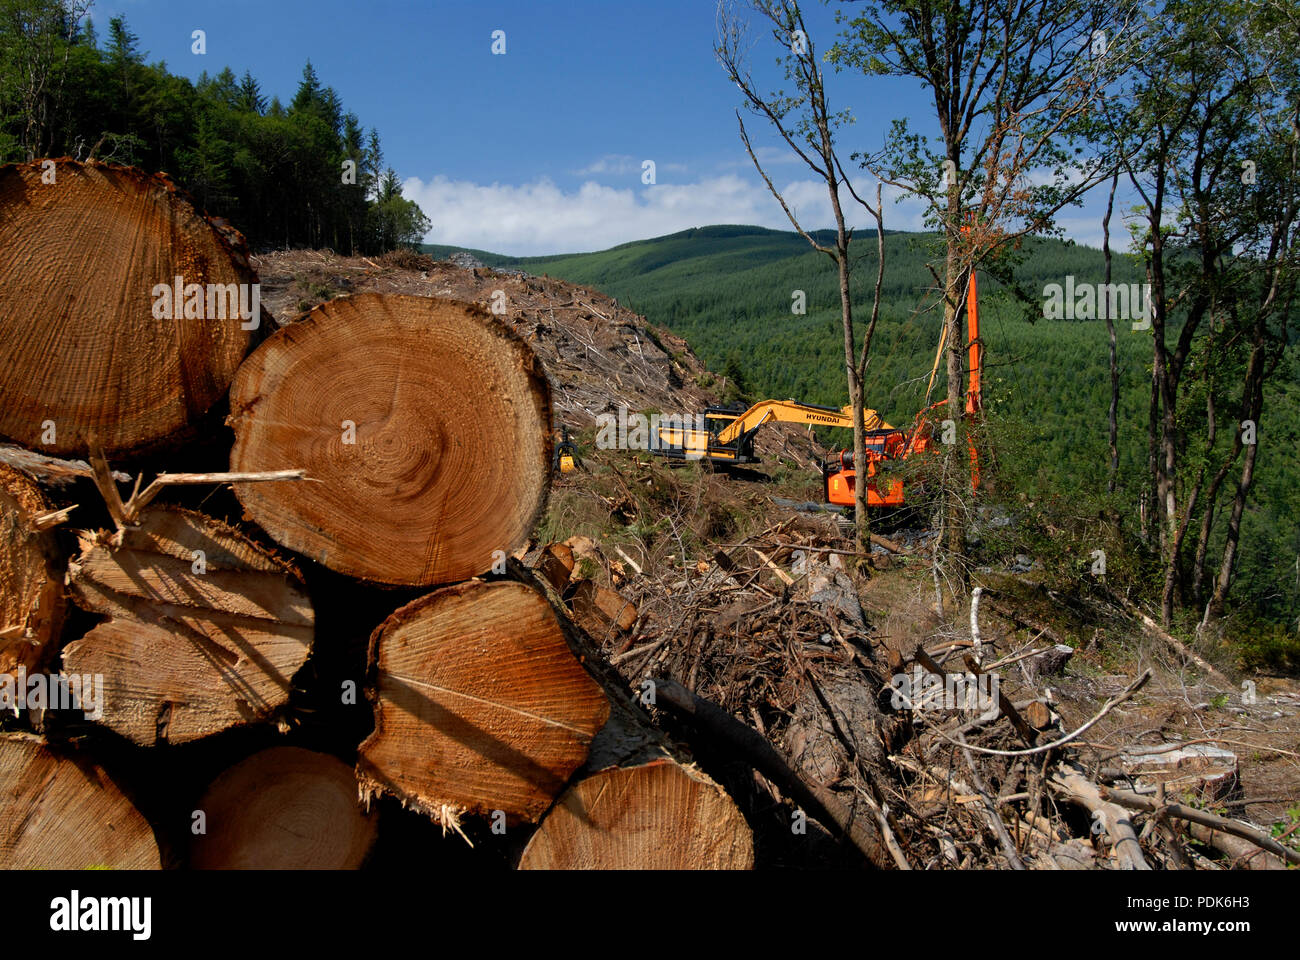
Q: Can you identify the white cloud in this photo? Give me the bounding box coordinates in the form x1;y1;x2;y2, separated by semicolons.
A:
402;172;932;256
574;154;689;178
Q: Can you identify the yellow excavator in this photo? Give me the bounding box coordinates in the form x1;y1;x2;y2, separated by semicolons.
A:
651;398;911;507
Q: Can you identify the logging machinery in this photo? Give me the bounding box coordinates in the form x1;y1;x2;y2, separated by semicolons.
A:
553;427;579;474
650;398;913;507
650;245;984;509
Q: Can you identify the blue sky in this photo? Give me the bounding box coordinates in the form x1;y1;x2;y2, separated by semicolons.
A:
93;0;1116;255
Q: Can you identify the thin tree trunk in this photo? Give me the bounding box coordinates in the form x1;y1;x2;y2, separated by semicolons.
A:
943;219;967;572
1102;174;1120;494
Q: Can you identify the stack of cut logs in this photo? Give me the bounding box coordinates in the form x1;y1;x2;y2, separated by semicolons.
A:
0;159;753;870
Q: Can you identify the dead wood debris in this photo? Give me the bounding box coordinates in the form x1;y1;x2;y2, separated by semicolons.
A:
524;527;1295;870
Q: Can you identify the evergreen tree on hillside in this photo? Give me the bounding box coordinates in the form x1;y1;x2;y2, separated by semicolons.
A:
236;70;265;114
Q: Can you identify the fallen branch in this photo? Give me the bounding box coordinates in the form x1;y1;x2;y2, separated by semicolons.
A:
918;671;1151;758
0;444;129;487
1100;785;1300;867
1050;763;1151;870
1113;594;1234;690
124;469;312;522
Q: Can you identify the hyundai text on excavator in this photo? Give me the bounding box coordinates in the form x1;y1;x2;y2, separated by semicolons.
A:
650;255;984;509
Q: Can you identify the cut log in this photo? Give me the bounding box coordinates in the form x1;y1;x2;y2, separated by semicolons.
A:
534;542;574;594
517;758;754;869
1022;699;1055;730
357;579;610;827
0;733;159;869
228;292;552;586
0;160;260;457
63;507;313;745
0;463;66;677
569;580;637;637
190;746;377;869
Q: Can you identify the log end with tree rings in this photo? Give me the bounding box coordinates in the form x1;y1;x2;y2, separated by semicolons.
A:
64;507;314;746
518;758;755;870
190;746;377;870
0;734;160;869
228;293;552;587
358;580;609;827
0;160;260;457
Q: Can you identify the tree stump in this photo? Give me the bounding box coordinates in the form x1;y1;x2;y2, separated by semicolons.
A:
190;746;377;869
0;733;159;869
63;507;314;745
228;293;552;586
0;160;260;457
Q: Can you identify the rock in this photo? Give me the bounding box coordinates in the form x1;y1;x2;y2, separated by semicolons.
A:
1010;554;1035;573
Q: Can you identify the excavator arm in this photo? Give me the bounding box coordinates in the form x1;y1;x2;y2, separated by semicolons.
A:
713;399;892;445
652;398;894;465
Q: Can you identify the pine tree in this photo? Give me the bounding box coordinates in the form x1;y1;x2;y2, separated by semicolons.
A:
236;70;265;114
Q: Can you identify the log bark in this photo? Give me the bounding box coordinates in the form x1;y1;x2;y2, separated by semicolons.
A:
517;758;754;869
0;733;159;869
190;746;377;869
228;292;552;586
63;506;314;745
357;579;610;828
0;463;66;677
652;676;889;868
0;160;260;457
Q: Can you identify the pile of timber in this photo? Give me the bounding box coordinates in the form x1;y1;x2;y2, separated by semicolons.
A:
0;159;755;871
0;159;1289;872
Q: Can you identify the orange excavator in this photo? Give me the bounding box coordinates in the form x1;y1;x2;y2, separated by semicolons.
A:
823;257;983;508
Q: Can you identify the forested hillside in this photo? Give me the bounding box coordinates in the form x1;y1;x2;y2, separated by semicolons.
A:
0;8;429;252
431;225;1300;631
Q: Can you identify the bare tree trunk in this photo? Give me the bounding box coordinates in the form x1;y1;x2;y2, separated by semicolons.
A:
943;217;967;573
1102;174;1120;494
1207;335;1268;620
833;216;869;559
